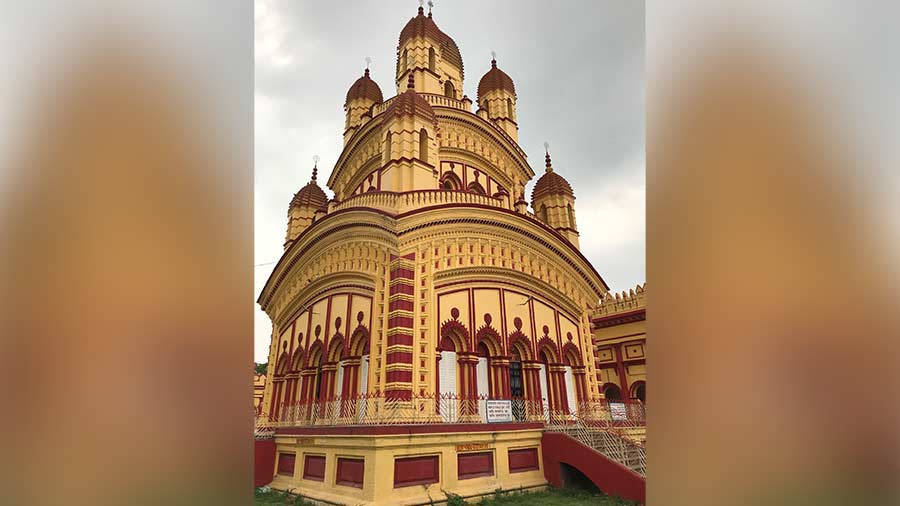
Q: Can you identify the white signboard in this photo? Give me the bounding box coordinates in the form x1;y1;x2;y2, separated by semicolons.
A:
609;402;628;421
486;400;513;423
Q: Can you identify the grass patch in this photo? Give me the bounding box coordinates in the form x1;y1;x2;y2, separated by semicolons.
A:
254;487;314;505
254;486;636;505
479;487;637;506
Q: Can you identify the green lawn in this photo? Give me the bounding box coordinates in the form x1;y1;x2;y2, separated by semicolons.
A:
255;487;637;505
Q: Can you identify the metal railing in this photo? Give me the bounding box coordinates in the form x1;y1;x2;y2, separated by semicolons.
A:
256;393;646;475
257;393;644;428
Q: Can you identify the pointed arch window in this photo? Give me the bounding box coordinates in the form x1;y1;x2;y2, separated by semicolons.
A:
440;171;462;191
567;204;575;228
384;131;392;160
419;129;429;163
539;204;548;223
444;80;455;99
507;97;515;120
428;47;436;72
467;181;486;195
402;49;408;72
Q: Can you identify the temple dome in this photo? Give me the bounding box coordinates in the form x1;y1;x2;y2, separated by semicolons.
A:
532;151;574;202
345;68;383;106
398;7;464;79
290;166;328;210
477;59;515;100
384;74;436;123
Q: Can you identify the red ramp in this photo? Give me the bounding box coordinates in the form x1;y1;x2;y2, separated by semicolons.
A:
541;431;645;504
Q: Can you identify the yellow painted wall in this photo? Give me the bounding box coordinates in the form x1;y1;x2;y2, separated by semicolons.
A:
270;428;546;506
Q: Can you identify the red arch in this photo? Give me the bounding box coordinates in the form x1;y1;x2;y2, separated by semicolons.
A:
440;319;470;353
348;325;370;356
326;335;345;362
561;342;583;367
274;351;290;376
467;180;486;195
536;336;560;363
305;340;323;369
475;325;503;356
290;348;305;372
440;171;462;191
507;331;533;361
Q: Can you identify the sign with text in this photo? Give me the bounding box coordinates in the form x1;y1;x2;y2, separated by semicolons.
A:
486;400;513;423
609;402;628;421
456;443;490;452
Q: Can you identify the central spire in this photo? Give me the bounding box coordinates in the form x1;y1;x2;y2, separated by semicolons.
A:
544;142;553;173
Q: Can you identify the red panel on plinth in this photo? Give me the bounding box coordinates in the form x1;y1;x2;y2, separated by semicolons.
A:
394;455;439;487
508;447;539;473
458;451;494;480
336;457;365;488
277;452;295;476
303;454;326;481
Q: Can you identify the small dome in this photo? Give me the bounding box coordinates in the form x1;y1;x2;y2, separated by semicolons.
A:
531;151;574;203
398;7;464;79
384;74;436;123
477;59;515;101
290;165;328;210
290;181;328;210
345;68;383;106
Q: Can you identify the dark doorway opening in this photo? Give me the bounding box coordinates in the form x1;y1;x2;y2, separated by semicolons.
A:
559;462;600;494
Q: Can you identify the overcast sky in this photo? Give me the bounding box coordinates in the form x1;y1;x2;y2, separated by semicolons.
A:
254;0;645;362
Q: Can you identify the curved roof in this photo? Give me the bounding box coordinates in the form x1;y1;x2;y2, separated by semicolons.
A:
345;68;383;105
290;167;328;210
384;74;436;123
478;59;516;100
532;152;574;202
398;7;464;79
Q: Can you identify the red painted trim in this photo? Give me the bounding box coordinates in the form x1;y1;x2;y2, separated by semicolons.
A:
591;309;646;328
275;422;542;437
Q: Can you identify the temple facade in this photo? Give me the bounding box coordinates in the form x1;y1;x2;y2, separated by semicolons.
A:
256;6;642;504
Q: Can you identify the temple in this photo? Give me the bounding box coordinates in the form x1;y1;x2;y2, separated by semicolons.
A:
256;5;646;504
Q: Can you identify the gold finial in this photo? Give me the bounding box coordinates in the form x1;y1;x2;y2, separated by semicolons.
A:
491;50;497;67
418;0;424;15
312;155;320;181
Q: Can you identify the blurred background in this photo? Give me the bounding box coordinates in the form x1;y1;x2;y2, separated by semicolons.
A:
0;1;897;505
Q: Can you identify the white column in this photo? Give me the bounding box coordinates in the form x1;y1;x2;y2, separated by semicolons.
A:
439;351;457;422
538;363;550;421
476;357;489;422
564;366;577;416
